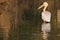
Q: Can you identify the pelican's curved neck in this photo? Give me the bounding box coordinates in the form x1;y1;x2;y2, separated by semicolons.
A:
43;6;48;12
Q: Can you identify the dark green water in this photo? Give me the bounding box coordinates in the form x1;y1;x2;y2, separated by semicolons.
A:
19;22;60;40
9;20;60;40
0;21;60;40
18;22;58;40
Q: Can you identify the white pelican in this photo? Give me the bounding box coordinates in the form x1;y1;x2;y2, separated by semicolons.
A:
38;2;51;22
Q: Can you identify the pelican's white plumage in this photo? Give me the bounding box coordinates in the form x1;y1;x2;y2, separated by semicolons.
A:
42;11;51;22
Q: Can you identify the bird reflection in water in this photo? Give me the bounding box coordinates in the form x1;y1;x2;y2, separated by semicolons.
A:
41;23;51;40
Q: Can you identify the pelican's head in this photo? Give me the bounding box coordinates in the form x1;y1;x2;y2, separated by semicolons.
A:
38;2;48;10
43;2;48;7
38;2;48;12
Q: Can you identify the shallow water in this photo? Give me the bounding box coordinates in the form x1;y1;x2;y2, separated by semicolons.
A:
0;21;60;40
10;21;60;40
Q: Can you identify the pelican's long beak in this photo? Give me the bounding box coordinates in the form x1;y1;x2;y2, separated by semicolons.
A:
37;4;44;10
38;2;48;10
